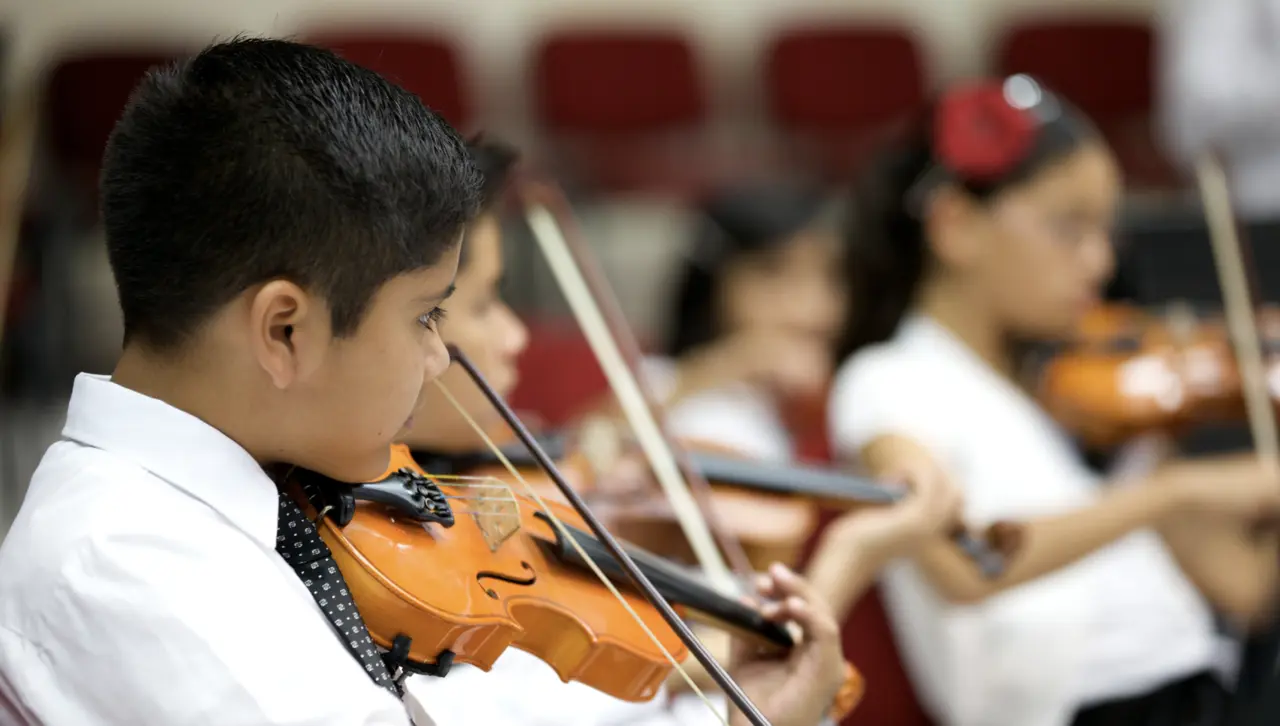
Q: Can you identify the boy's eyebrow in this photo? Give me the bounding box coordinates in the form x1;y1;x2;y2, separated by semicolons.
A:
418;281;457;304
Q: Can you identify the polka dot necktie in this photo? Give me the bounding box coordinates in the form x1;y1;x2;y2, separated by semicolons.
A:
275;492;402;697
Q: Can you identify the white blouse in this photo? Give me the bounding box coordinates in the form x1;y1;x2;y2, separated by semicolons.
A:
828;315;1227;726
641;357;793;463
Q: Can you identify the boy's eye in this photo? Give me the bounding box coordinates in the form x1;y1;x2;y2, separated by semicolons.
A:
419;307;448;330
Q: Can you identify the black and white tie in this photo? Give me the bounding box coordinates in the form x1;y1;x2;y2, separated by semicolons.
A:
275;492;401;697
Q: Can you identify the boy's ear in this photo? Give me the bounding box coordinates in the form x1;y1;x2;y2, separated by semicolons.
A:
248;280;328;389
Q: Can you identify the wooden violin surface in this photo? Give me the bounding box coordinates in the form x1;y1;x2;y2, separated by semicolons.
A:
292;444;688;702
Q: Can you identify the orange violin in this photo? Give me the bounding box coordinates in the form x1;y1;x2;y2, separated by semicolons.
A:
1038;302;1280;449
284;347;864;725
290;444;706;701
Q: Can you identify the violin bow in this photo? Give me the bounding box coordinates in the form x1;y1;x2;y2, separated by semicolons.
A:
517;180;755;592
440;347;773;726
1195;152;1280;465
0;81;38;350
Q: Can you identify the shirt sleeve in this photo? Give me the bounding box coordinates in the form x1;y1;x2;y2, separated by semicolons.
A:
638;355;679;402
828;349;951;464
28;528;412;726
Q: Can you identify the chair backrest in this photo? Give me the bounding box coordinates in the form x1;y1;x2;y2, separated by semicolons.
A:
533;29;705;135
995;18;1153;121
798;513;936;726
44;49;183;202
508;318;610;427
766;25;926;134
306;30;471;131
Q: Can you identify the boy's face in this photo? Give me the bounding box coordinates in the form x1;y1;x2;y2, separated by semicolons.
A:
261;241;462;482
400;214;529;453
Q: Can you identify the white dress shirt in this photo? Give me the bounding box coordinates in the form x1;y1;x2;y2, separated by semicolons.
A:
828;315;1227;726
0;373;421;725
405;648;728;726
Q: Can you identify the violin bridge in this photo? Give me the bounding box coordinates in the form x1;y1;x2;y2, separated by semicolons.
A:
469;477;521;552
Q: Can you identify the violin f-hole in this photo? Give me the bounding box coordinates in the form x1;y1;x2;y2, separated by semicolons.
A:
476;561;537;599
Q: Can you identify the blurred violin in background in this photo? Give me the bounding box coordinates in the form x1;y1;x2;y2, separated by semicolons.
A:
1037;301;1280;450
439;426;1015;579
1038;152;1280;482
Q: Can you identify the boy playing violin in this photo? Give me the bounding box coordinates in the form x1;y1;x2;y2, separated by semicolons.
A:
0;39;844;726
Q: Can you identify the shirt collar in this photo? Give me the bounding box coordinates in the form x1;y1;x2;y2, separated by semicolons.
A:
899;313;973;360
60;373;280;549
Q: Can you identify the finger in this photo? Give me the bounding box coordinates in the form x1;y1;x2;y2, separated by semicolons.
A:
759;600;784;620
773;590;840;646
765;564;839;639
754;573;776;597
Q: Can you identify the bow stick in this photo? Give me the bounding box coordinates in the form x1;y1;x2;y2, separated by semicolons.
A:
519;181;754;593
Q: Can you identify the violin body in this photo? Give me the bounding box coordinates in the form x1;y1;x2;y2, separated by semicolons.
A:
1038;302;1280;449
290;444;689;702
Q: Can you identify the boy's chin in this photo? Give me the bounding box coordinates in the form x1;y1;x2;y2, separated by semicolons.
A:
298;448;394;485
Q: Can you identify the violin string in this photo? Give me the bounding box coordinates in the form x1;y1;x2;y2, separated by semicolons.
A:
427;474;509;485
432;378;730;726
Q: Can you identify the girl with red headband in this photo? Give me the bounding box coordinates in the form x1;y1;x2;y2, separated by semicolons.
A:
816;75;1280;726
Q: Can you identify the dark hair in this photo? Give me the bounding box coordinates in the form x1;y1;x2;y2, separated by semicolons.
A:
469;135;520;213
665;180;828;357
102;37;481;352
838;76;1100;358
457;135;519;267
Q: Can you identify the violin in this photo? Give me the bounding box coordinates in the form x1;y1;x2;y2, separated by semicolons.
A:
1036;301;1280;449
444;430;1013;578
286;443;789;700
1039;153;1280;470
284;347;864;725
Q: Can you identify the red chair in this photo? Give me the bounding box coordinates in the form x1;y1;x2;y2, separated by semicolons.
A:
508;317;611;428
531;29;753;197
305;30;471;132
44;48;184;216
535;30;702;135
798;511;937;726
765;25;927;181
994;18;1179;189
788;398;936;726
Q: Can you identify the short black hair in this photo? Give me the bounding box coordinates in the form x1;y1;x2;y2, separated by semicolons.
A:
468;135;519;213
102;37;481;351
